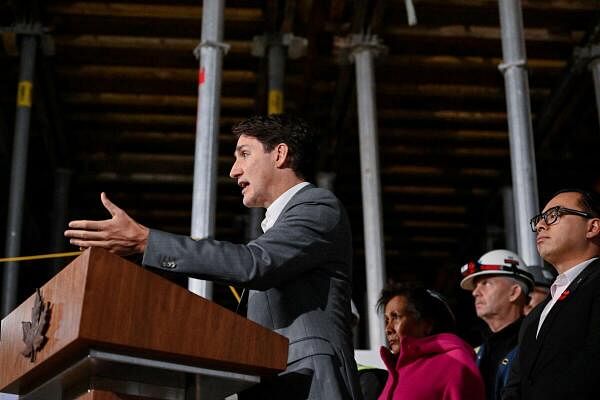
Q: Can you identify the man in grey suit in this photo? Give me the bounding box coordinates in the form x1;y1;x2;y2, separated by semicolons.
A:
65;114;362;399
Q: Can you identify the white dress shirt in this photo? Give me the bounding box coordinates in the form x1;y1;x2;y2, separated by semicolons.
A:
536;257;599;337
261;182;310;233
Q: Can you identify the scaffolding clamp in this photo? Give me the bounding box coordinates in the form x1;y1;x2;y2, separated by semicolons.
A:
333;34;388;65
193;40;230;60
574;43;600;65
251;33;307;59
0;23;54;56
498;59;527;74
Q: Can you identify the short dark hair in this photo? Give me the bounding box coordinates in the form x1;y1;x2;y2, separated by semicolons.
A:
377;282;456;335
232;114;316;179
551;188;600;217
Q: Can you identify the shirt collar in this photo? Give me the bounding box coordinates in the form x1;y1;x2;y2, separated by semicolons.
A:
551;257;598;299
261;181;310;232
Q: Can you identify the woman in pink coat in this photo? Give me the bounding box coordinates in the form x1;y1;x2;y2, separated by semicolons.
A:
377;283;485;400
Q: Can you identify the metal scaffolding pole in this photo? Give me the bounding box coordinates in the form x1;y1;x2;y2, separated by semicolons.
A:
246;33;306;239
268;39;285;115
246;35;287;240
591;58;600;128
501;186;518;252
497;0;543;267
351;35;387;350
2;34;38;317
189;0;227;299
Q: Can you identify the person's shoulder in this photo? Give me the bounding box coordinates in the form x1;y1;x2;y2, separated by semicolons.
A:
434;332;475;352
589;258;600;276
577;258;600;289
293;184;339;203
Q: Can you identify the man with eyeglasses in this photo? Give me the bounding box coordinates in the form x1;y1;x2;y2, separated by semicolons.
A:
503;189;600;400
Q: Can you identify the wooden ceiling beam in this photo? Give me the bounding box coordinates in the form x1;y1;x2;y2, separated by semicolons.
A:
68;112;244;127
381;1;598;29
383;55;565;73
47;3;263;21
64;92;254;110
377;83;550;100
382;186;490;196
79;152;236;166
380;128;507;142
400;220;469;229
386;25;585;44
54;35;252;55
382;145;509;158
71;130;237;145
57;65;255;82
410;0;599;12
394;204;466;214
382;165;503;177
81;172;236;185
378;109;508;123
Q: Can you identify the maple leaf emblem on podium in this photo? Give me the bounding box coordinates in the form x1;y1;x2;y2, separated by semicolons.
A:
21;288;51;362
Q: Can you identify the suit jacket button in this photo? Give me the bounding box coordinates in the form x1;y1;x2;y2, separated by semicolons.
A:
162;260;176;269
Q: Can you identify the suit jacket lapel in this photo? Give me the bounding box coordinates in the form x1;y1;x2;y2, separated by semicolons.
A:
536;262;599;343
522;259;600;379
521;299;548;374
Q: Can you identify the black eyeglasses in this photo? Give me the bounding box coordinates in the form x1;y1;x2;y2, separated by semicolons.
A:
529;206;594;232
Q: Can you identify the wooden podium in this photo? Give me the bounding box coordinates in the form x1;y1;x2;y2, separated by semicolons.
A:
0;248;288;399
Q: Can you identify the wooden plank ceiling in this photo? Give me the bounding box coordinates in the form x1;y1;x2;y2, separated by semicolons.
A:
0;0;599;314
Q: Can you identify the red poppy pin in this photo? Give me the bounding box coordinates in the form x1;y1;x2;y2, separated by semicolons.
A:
558;290;570;301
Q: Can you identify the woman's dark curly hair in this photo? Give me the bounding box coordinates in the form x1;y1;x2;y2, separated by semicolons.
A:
377;282;457;335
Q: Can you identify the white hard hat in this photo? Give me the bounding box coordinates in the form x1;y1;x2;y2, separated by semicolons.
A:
460;249;534;292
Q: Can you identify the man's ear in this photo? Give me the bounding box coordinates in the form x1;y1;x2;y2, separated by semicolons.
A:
586;218;600;240
273;143;289;168
508;283;522;303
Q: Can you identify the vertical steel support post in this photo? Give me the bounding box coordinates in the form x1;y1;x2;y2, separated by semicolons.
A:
591;58;600;128
498;0;543;267
501;186;518;252
189;0;226;299
247;37;286;241
352;39;386;349
2;35;37;317
268;40;285;115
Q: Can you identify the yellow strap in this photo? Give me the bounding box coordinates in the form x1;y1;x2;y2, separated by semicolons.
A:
0;251;82;263
229;286;241;304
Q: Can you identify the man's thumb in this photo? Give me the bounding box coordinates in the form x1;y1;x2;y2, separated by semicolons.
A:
100;192;120;217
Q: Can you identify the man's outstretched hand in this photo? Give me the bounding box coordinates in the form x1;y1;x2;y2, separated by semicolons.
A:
64;192;150;256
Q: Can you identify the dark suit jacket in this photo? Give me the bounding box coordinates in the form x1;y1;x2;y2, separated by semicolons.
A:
502;258;600;400
141;184;361;399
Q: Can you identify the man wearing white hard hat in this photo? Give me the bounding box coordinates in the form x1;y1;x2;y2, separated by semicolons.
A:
460;249;534;400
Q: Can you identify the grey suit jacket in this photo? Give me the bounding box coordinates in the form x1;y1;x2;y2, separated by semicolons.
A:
142;184;361;399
